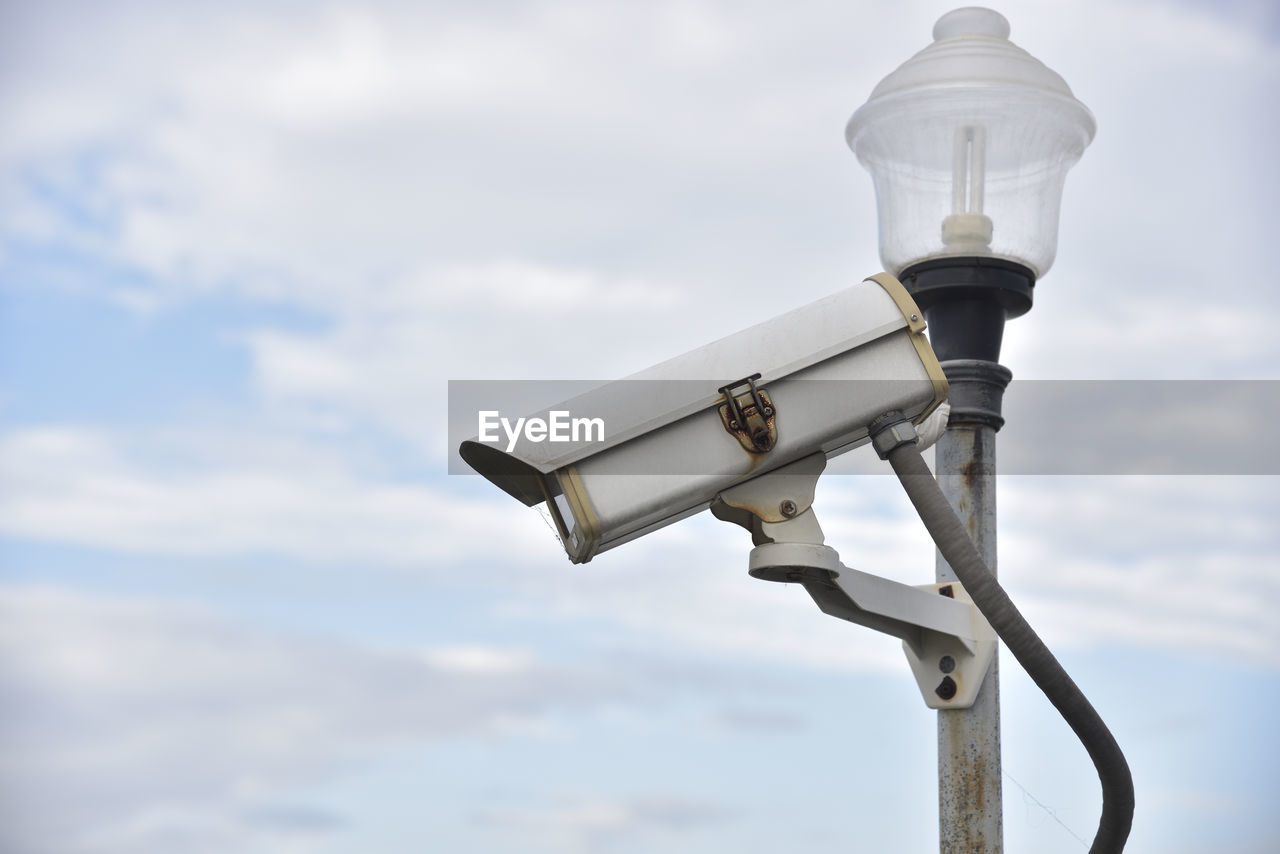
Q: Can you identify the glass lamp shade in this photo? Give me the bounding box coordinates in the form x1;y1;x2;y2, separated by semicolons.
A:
847;7;1095;279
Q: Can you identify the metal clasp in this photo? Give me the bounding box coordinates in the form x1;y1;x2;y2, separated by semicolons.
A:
717;373;777;454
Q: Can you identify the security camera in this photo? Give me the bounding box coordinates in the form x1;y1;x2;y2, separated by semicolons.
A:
458;273;947;564
457;274;993;710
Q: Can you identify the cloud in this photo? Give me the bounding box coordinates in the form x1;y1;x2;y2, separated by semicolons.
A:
0;425;520;563
0;583;621;854
4;0;873;306
5;0;1277;422
997;475;1280;667
4;423;1278;673
472;791;732;854
0;423;914;672
244;261;688;450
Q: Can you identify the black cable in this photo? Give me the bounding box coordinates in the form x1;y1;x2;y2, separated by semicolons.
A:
886;439;1134;854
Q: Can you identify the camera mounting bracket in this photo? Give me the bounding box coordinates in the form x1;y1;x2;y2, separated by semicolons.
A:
710;454;997;709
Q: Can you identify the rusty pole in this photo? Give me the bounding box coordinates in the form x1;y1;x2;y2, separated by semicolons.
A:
933;360;1011;853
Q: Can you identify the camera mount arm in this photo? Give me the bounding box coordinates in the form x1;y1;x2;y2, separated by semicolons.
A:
711;453;996;709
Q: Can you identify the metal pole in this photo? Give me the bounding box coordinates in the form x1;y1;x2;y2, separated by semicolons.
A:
933;360;1011;854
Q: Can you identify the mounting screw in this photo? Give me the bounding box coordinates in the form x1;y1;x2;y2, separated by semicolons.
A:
936;676;958;701
939;655;956;674
779;499;798;518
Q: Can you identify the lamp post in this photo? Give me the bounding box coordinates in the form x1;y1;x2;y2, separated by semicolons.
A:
846;8;1095;852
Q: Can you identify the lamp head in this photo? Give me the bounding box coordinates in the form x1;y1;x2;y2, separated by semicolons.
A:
847;7;1095;281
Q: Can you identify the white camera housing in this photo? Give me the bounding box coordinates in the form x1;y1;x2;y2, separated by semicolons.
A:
459;274;947;563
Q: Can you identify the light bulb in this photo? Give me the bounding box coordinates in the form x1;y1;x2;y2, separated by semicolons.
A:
942;125;993;251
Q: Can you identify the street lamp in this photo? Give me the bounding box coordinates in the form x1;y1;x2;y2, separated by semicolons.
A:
846;8;1098;853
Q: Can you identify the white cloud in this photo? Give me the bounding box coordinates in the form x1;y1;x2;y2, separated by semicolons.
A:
7;423;1276;674
243;261;689;451
0;426;518;564
997;475;1280;666
0;583;619;854
4;0;1276;412
472;791;731;854
0;424;913;672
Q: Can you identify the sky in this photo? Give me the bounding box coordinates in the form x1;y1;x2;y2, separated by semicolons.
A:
1;1;1278;852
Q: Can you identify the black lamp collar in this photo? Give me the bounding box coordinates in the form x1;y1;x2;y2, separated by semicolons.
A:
898;257;1035;364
